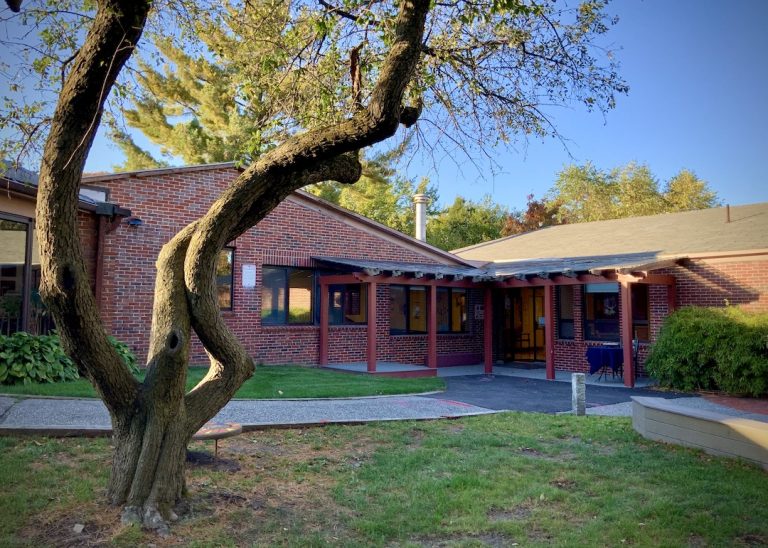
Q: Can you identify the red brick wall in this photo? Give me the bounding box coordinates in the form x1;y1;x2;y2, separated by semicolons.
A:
76;210;98;291
667;258;768;312
96;167;478;366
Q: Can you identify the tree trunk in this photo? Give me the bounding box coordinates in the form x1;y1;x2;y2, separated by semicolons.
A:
34;0;431;534
109;408;190;535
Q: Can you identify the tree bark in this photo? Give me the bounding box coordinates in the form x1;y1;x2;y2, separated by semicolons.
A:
34;0;430;533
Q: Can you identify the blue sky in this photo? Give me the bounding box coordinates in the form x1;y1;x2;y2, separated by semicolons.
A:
85;0;768;212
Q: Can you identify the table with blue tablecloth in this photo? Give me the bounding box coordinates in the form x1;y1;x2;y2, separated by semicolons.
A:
586;346;623;380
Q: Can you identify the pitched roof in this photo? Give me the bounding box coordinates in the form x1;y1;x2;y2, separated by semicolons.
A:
80;162;474;267
454;203;768;263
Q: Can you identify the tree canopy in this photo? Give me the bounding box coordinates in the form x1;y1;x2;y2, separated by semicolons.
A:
427;195;509;250
0;0;629;533
547;162;720;224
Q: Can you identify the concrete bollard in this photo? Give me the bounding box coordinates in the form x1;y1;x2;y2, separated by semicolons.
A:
572;373;586;416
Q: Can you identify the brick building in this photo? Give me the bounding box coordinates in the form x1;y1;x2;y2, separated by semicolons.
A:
2;163;766;387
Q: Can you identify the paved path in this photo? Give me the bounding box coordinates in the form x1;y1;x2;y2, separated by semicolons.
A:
428;375;685;413
5;375;762;436
0;394;496;436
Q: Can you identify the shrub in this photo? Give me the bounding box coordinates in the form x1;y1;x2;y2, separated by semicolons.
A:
645;307;768;396
0;332;140;385
0;332;78;385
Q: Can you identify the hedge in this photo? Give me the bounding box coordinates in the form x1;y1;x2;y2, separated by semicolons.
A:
645;306;768;397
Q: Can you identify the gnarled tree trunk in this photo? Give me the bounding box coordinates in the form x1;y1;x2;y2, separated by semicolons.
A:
35;0;430;533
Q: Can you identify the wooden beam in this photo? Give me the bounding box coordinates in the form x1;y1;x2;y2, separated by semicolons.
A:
620;281;634;387
319;281;329;366
367;281;377;373
484;288;493;374
427;285;438;369
544;285;555;380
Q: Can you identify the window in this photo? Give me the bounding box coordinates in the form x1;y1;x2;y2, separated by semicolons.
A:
329;284;367;325
389;285;427;334
556;285;574;340
583;283;619;342
437;288;467;333
216;248;234;310
631;284;650;341
0;217;28;335
261;266;315;325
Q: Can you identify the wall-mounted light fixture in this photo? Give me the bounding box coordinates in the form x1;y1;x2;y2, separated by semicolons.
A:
125;216;144;227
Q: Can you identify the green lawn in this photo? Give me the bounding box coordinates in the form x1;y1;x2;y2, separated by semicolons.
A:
1;413;766;546
0;365;444;399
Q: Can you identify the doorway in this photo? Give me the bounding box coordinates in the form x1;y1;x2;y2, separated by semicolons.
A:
497;287;546;362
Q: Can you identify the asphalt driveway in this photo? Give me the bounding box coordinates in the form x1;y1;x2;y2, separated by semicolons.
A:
427;374;683;413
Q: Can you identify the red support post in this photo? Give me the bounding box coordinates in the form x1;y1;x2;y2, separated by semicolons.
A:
620;281;634;387
367;281;377;373
544;285;555;380
483;287;493;374
427;285;438;368
319;281;329;366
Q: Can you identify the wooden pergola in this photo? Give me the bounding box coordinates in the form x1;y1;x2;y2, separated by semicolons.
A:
314;255;678;388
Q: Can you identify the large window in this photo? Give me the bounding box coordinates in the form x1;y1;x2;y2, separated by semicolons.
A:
0;214;50;335
631;284;650;341
261;267;314;325
583;283;619;342
216;248;234;310
329;284;367;325
556;285;574;340
390;285;427;334
437;287;467;333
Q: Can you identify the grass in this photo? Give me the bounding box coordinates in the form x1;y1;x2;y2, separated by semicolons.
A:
1;413;766;546
0;365;445;399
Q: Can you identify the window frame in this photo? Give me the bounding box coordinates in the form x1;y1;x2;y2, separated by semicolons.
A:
0;212;33;334
582;283;620;342
556;285;574;340
389;284;429;335
216;247;235;311
631;283;651;341
261;265;316;326
329;283;367;325
436;287;467;334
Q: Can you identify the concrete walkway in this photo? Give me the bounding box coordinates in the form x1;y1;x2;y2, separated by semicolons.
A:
2;375;763;436
0;394;497;436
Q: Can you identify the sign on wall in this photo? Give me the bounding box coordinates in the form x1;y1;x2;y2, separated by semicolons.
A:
242;264;256;288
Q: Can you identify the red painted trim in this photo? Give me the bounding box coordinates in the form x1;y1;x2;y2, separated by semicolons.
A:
319;274;361;285
427;286;438;368
483;288;493;374
319;282;329;366
367;281;377;372
620;281;635;387
544;285;555;380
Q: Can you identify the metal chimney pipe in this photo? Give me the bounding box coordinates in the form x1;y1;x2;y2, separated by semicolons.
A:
413;193;428;241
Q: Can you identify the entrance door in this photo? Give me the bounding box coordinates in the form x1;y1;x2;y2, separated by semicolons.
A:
496;287;546;362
